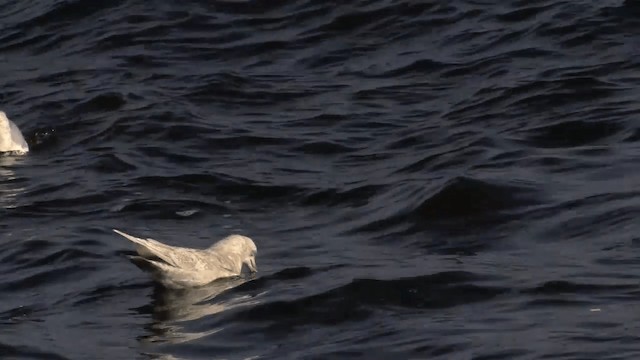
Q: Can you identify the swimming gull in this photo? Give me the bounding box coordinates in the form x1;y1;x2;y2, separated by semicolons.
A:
0;111;28;154
113;229;257;289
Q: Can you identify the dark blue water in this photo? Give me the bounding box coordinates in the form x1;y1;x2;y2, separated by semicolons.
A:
2;0;640;359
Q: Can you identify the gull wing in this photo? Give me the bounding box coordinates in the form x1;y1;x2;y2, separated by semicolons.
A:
113;229;236;272
113;229;190;268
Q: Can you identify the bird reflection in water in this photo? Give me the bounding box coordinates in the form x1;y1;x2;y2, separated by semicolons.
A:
0;155;26;210
140;274;260;345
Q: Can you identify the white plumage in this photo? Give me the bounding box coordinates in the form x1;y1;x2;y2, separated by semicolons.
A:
113;229;257;289
0;111;28;154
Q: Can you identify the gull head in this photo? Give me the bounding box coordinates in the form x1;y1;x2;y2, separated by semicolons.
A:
209;234;258;274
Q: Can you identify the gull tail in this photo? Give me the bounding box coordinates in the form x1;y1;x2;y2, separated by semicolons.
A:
113;229;179;267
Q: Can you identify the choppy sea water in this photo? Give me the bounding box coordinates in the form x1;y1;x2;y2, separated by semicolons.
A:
2;0;640;359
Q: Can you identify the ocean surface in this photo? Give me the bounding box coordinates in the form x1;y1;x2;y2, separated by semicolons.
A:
2;0;640;359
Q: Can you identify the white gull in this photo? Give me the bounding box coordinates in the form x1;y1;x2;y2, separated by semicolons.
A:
113;229;257;289
0;111;28;154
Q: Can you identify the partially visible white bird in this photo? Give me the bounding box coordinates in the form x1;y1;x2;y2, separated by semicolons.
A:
113;229;258;289
0;111;28;154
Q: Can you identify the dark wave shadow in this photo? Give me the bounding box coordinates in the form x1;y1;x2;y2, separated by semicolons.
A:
231;271;508;334
353;176;540;240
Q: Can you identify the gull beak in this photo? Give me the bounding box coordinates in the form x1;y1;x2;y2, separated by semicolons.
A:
248;257;257;273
